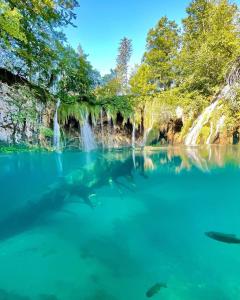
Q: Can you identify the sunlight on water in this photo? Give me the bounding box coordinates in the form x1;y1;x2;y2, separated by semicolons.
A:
0;146;240;300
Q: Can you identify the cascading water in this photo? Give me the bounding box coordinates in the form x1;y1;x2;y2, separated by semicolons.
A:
53;99;61;151
80;115;96;152
100;108;104;147
215;115;225;138
142;127;152;147
107;112;113;148
185;85;230;146
142;109;154;147
206;122;214;145
185;101;219;146
132;122;136;148
206;116;225;145
132;121;136;167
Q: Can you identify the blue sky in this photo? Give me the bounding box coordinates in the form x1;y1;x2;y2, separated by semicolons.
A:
63;0;233;75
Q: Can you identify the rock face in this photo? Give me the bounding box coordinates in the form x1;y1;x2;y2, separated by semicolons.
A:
0;77;238;148
0;82;53;145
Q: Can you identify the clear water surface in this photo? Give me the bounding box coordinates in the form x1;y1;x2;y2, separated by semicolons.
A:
0;146;240;300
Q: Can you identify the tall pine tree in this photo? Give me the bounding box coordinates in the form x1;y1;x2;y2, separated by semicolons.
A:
116;37;133;95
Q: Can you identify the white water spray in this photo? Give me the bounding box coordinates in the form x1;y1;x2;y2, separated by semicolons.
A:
142;127;152;146
206;122;214;145
107;112;113;148
132;122;136;148
215;115;225;138
53;99;61;151
100;108;104;146
80;115;96;152
185;85;230;146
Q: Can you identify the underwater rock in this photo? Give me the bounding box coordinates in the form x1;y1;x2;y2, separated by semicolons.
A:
146;283;167;298
205;231;240;244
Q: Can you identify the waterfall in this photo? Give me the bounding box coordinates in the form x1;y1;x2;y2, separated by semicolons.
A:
206;122;214;145
142;127;152;147
215;115;225;138
206;116;225;145
185;101;219;146
107;112;112;148
53;99;61;151
80;115;96;152
142;109;154;147
132;122;136;148
185;85;230;146
100;108;104;147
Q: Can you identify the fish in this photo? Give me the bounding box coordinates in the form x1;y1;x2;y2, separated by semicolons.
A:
205;231;240;244
146;282;167;298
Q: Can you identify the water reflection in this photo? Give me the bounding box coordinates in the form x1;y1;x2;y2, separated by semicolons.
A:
140;145;240;173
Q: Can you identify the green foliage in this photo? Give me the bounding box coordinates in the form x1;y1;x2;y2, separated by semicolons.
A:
178;0;240;95
95;78;121;99
40;126;54;138
129;0;240;135
0;1;26;42
130;64;156;95
221;98;240;130
0;143;43;153
228;86;240;113
58;95;133;127
57;47;94;104
101;95;134;123
145;128;160;146
59;102;87;124
53;44;102;121
1;0;78;86
58;101;101;125
143;16;180;90
198;125;210;143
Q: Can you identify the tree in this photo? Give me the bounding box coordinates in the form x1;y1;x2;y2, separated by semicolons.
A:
95;78;121;99
182;0;212;41
130;64;156;96
116;37;132;94
129;16;180;128
102;69;117;85
89;68;102;88
178;0;240;95
0;1;26;43
143;16;180;90
57;46;94;104
0;0;79;86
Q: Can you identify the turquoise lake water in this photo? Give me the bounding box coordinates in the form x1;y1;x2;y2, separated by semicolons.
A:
0;146;240;300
